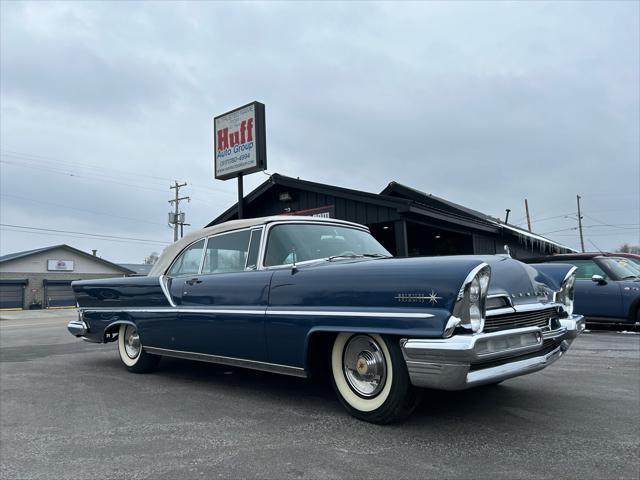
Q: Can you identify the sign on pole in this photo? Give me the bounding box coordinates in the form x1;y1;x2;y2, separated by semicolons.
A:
214;101;267;180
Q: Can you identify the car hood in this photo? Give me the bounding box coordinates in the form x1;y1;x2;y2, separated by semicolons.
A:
286;254;562;311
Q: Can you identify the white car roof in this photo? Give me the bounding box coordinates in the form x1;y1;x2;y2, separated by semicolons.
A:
149;215;367;276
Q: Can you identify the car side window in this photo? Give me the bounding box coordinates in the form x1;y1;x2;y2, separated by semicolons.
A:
571;260;606;279
202;230;252;274
245;229;263;270
168;239;205;276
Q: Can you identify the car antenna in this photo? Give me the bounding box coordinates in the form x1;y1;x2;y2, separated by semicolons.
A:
588;239;604;254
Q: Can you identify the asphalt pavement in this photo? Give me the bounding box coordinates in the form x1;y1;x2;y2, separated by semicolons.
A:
1;310;638;480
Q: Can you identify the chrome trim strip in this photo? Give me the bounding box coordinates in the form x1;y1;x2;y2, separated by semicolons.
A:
514;302;560;313
143;346;307;378
486;307;516;317
267;310;434;318
486;293;513;307
486;302;563;317
562;266;578;285
465;343;565;387
79;307;434;319
198;237;208;274
457;262;490;301
81;307;265;314
158;275;176;308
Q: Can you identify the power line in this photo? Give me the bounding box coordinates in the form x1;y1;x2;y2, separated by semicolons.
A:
0;193;167;227
1;149;232;196
0;223;171;245
542;224;639;235
0;159;170;194
0;227;168;247
1;154;233;208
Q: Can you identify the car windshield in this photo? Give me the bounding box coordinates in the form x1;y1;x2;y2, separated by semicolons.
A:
599;257;640;280
264;223;391;267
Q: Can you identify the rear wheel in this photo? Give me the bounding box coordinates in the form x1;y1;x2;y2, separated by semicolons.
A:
330;333;420;424
117;324;160;373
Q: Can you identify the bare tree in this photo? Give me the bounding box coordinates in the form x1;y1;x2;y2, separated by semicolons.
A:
144;252;159;264
615;243;640;254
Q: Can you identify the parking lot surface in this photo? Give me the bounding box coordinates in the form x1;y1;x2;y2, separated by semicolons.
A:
1;311;639;480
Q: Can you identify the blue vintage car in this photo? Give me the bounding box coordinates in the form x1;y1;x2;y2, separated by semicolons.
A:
68;216;585;423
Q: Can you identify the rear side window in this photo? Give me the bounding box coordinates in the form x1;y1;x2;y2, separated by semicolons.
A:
202;230;252;274
168;239;205;276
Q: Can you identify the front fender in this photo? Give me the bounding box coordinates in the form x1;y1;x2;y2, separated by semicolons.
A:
526;263;576;292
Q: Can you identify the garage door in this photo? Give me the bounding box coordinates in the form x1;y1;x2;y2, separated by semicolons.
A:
44;281;76;308
0;280;27;310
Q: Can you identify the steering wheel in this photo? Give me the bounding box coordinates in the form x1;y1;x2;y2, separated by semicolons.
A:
336;250;358;257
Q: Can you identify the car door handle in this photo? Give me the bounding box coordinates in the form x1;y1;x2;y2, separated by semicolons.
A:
185;278;202;286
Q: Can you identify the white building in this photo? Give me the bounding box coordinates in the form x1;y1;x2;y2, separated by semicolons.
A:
0;245;134;310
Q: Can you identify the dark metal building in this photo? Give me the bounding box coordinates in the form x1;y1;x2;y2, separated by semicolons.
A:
207;174;574;259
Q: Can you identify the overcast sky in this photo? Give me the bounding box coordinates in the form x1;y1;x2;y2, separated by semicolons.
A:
1;1;638;263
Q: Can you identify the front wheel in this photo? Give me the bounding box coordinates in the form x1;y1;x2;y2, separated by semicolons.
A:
117;324;160;373
330;333;420;424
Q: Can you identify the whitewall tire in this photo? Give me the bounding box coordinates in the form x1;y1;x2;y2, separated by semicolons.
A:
330;333;420;424
117;324;160;373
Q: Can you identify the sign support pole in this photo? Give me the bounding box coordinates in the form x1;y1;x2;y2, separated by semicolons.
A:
237;173;244;219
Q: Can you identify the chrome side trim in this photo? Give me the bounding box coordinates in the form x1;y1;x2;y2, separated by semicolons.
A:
143;346;307;378
79;307;434;319
81;307;265;315
267;310;434;319
158;275;176;307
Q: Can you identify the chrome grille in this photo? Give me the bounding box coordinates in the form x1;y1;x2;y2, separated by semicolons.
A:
484;307;560;333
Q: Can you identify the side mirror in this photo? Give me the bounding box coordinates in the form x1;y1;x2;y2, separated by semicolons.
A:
591;274;606;285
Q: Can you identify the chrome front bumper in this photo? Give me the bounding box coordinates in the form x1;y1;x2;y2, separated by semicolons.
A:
400;314;585;390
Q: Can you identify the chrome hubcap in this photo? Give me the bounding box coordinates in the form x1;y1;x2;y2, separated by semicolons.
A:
124;326;141;359
343;335;387;397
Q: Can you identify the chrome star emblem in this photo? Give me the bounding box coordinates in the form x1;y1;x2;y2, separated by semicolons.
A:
427;290;442;305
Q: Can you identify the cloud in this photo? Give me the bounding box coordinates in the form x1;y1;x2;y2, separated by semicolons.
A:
1;1;638;262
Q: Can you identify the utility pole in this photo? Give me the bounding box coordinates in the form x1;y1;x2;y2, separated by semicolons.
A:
168;181;190;242
524;199;532;232
576;194;585;252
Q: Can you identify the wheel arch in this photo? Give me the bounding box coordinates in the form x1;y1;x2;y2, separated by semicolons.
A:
628;296;640;322
304;326;409;375
103;320;137;343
